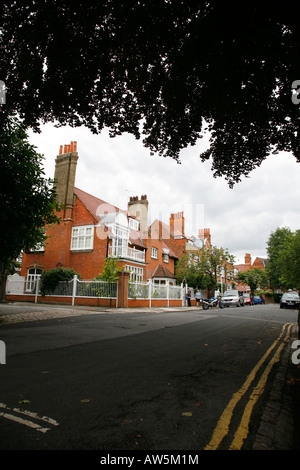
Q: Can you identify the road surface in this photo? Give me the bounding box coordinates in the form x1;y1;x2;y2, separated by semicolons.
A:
0;302;298;453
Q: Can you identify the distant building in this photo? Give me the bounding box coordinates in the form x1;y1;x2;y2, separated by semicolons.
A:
234;253;269;292
235;253;268;273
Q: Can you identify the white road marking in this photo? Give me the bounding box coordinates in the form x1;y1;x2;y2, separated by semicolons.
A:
0;402;59;433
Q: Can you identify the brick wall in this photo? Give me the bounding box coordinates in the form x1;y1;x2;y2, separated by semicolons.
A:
21;216;73;275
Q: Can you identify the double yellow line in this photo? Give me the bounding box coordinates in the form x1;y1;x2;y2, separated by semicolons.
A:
205;322;293;450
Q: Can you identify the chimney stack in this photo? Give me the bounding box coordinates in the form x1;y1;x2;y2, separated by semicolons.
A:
54;141;78;220
128;195;149;232
170;212;185;238
198;228;211;246
245;253;252;267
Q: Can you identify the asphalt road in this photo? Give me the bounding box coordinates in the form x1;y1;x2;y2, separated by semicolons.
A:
0;302;298;455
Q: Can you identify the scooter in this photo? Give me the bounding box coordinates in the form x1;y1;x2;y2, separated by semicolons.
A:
201;296;223;310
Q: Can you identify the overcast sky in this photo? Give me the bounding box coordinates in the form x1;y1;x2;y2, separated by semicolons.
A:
28;123;300;265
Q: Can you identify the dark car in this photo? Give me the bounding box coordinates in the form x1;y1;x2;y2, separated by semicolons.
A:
280;291;300;309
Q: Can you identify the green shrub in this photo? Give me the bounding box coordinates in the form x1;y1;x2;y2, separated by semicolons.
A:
40;268;80;295
93;257;122;282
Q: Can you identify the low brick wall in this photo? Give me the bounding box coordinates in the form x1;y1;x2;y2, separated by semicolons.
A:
6;294;184;309
6;294;117;308
262;294;276;304
127;298;183;308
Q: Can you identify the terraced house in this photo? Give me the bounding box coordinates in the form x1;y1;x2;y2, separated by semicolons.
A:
20;142;211;295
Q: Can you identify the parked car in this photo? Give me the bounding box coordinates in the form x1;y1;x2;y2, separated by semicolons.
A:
243;293;253;305
220;290;245;308
280;291;300;309
253;295;264;304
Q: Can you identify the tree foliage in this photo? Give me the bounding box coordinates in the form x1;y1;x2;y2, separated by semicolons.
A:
237;268;269;296
175;253;206;289
1;1;300;186
0;116;61;300
266;227;293;289
273;229;300;291
199;246;235;293
176;246;234;292
94;257;122;282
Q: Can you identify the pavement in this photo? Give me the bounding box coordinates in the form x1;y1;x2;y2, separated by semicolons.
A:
252;323;300;450
0;301;299;450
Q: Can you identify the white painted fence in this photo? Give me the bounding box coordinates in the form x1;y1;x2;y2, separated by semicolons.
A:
128;280;185;306
6;274;118;306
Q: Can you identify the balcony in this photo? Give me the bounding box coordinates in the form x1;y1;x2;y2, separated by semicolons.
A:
108;245;145;263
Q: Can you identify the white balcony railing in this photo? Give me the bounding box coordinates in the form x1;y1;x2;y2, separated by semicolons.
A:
108;245;145;263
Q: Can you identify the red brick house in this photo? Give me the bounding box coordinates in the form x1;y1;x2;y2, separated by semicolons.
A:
252;256;269;270
20;142;210;290
235;253;269;273
234;253;269;293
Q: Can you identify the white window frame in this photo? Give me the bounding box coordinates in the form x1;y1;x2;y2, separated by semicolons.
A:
128;218;139;231
125;265;144;282
115;226;128;252
71;225;94;251
26;268;42;291
151;247;158;259
111;223;130;258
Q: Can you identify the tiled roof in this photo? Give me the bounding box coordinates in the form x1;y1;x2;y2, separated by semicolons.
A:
162;241;177;259
129;230;146;248
74;187;120;221
152;265;176;279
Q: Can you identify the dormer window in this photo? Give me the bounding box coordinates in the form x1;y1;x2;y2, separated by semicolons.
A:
128;217;139;231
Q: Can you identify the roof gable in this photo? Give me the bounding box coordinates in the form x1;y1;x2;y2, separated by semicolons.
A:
74;187;120;221
152;265;176;279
